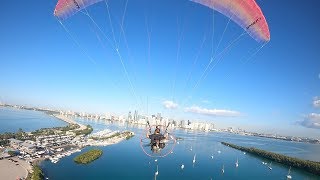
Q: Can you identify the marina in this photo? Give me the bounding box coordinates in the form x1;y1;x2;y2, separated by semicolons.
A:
39;118;320;180
0;108;134;179
5;127;133;166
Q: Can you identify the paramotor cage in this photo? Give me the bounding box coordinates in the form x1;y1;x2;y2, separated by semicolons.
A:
140;124;176;158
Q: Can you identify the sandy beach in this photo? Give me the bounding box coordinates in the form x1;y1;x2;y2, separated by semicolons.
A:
0;157;32;180
54;114;87;131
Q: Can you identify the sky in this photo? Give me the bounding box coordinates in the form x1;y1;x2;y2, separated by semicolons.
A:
1;0;320;138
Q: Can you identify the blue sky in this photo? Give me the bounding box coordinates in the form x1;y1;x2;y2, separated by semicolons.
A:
1;0;320;138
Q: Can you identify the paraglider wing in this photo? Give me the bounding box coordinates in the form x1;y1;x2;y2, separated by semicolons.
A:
191;0;270;42
54;0;103;20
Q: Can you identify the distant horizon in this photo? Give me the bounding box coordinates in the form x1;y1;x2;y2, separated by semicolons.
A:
1;101;319;139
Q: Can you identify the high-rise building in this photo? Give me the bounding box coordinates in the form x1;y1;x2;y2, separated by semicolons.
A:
128;111;132;122
171;119;176;126
180;120;186;128
134;110;138;121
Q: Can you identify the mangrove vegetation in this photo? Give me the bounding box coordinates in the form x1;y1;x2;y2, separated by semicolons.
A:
74;125;93;136
26;165;44;180
74;149;103;164
221;142;320;176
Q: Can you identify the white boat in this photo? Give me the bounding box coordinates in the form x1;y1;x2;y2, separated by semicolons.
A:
235;158;239;168
155;165;159;176
218;150;221;154
221;165;225;174
286;166;292;179
268;162;272;170
50;157;60;164
192;154;196;164
181;164;184;170
56;154;63;158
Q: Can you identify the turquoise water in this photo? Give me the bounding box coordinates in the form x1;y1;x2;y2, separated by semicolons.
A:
0;107;67;133
0;108;319;179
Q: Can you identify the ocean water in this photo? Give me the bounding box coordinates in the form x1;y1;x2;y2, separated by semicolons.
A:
40;118;320;180
0;108;319;179
0;107;67;133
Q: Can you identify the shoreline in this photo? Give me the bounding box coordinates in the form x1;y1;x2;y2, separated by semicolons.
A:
52;114;87;131
1;105;318;145
29;129;134;178
0;114;88;179
221;142;320;176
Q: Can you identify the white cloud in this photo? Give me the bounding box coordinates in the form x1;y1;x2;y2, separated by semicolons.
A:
298;113;320;129
313;97;320;108
162;100;178;109
201;100;211;104
185;106;240;117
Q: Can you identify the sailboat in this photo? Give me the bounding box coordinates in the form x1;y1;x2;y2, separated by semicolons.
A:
221;164;225;174
286;166;292;179
268;162;272;170
192;154;196;164
235;158;239;168
155;165;159;176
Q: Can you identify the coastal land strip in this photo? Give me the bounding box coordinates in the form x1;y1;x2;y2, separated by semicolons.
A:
221;141;320;176
0;113;134;180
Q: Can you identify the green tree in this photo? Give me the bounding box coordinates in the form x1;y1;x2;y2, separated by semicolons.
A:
8;150;17;156
74;149;103;164
221;142;320;176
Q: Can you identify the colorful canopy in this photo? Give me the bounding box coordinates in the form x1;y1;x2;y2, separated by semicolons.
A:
54;0;103;20
54;0;270;42
191;0;270;42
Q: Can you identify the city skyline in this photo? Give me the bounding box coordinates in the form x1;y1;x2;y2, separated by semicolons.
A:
1;102;319;140
3;102;319;143
1;0;320;138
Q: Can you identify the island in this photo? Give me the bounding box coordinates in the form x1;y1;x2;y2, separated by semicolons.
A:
74;149;103;164
221;142;320;176
0;111;134;180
